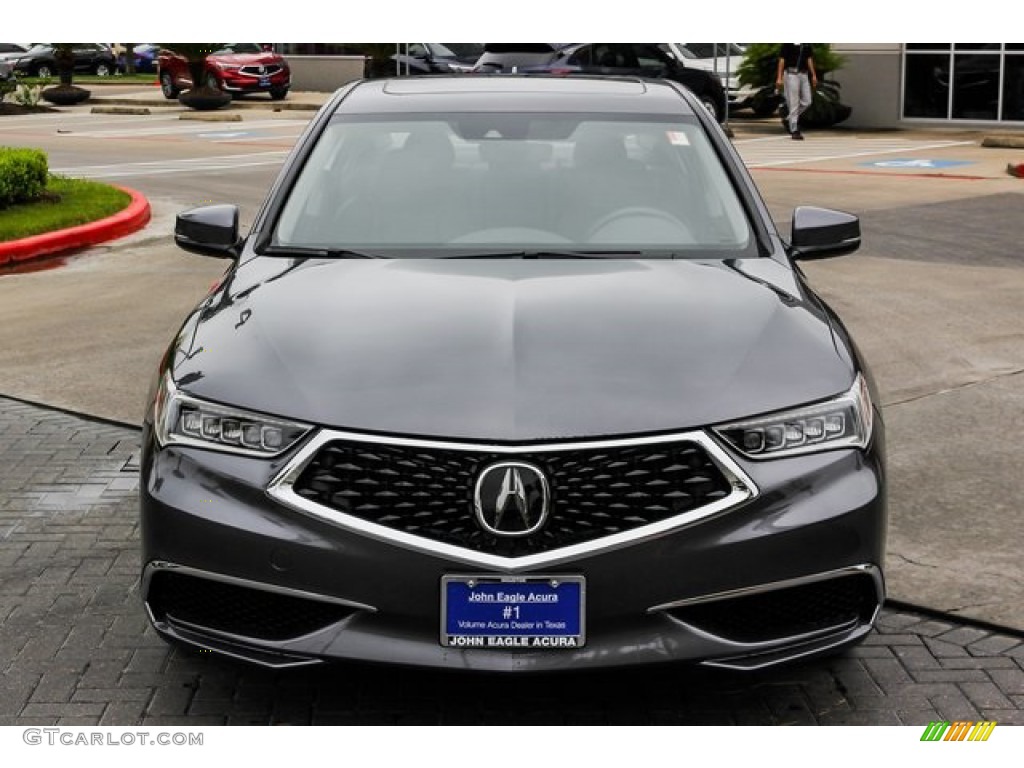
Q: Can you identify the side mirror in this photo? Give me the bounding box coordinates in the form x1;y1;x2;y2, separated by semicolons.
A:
175;204;241;259
791;206;861;260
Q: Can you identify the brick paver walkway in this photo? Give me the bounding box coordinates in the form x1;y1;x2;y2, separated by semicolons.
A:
2;396;1022;725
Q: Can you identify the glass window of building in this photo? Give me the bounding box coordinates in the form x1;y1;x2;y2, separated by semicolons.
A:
904;44;1024;122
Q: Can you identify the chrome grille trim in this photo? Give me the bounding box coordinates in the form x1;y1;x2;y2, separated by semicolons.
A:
650;563;884;649
239;64;283;76
267;429;758;571
142;560;378;613
648;563;884;614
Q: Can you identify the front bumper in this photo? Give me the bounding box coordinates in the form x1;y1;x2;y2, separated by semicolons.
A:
139;422;887;672
217;72;290;94
727;84;759;108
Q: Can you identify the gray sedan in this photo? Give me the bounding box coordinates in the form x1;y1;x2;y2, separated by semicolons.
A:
140;74;886;672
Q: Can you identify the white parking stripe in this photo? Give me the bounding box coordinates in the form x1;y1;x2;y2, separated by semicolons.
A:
207;132;304;143
0;113;179;131
65;118;309;138
51;151;290;179
733;135;975;168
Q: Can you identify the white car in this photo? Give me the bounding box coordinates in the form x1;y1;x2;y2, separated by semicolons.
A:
663;43;758;113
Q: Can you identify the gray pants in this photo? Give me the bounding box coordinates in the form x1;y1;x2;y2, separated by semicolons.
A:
784;71;812;132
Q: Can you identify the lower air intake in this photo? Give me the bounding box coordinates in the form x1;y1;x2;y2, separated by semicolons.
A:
667;573;879;644
148;571;354;641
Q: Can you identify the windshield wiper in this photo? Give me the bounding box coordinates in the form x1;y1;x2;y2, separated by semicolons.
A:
444;250;643;259
262;246;385;259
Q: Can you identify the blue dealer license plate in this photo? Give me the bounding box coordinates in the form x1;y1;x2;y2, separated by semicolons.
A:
442;575;585;649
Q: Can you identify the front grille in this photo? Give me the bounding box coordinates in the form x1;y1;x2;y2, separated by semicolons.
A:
239;64;282;76
666;573;879;643
291;438;733;558
147;572;354;641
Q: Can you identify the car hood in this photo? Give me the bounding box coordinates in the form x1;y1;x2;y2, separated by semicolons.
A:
210;52;284;66
172;257;854;442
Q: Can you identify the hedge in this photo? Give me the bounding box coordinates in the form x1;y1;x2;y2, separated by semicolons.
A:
0;147;49;208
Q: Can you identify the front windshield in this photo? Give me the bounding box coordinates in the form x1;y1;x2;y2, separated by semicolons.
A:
679;43;745;59
273;112;754;257
433;43;483;59
214;43;263;55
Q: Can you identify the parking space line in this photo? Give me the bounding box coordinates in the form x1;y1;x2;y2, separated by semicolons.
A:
51;150;290;179
735;136;975;168
65;118;309;139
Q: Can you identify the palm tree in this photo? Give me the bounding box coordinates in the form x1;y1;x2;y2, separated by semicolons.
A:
42;44;90;105
737;44;851;125
159;43;231;110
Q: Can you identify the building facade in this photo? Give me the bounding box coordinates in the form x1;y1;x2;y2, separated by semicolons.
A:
835;43;1024;129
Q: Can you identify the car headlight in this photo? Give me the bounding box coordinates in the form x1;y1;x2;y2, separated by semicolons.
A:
153;373;311;457
214;62;241;71
713;374;874;459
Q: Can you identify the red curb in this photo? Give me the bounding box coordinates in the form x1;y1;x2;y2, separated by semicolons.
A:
0;185;151;266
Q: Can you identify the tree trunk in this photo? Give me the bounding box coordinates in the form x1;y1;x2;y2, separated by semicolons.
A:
124;43;136;75
54;44;75;87
188;59;208;91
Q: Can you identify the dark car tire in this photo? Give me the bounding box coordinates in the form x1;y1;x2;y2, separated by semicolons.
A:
204;74;233;99
699;94;721;123
94;62;113;77
159;71;179;99
751;90;782;118
34;64;54;79
269;86;289;101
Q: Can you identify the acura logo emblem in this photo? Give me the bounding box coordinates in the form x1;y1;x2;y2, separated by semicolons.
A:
474;462;550;537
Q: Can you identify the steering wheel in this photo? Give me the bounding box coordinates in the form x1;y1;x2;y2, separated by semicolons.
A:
586;207;693;244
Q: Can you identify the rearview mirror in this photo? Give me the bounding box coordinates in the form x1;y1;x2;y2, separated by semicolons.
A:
790;206;860;260
175;205;241;259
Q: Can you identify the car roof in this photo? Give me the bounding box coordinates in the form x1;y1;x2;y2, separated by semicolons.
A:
335;75;698;116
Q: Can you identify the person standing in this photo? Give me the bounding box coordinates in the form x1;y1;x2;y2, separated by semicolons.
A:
776;44;818;140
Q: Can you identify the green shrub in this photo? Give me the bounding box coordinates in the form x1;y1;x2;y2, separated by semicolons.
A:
737;44;846;88
0;147;49;208
737;44;852;126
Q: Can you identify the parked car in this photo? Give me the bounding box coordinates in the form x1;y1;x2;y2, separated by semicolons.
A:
393;43;484;74
472;43;567;73
667;43;759;113
0;42;29;60
0;59;14;97
6;43;117;78
118;43;160;74
141;74;886;673
157;43;290;100
473;43;728;122
0;44;22;84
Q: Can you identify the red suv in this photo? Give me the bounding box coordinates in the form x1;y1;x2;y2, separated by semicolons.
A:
158;44;291;100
